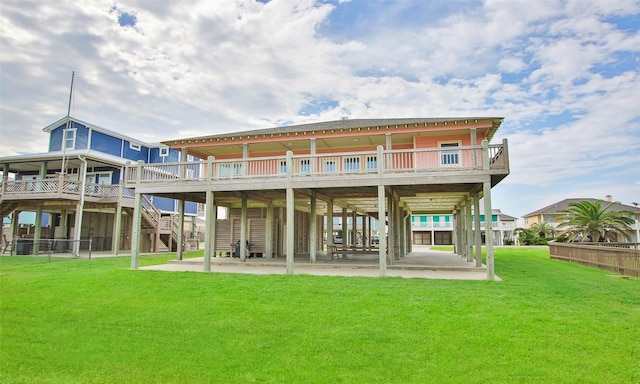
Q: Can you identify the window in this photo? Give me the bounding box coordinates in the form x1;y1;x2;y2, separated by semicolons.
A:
129;142;141;151
64;128;76;150
159;147;169;157
324;160;336;173
439;142;460;166
344;157;360;172
280;160;287;174
366;156;377;172
299;159;310;174
219;162;243;177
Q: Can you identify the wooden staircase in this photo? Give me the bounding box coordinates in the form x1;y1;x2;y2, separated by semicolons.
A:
140;196;179;253
0;201;19;220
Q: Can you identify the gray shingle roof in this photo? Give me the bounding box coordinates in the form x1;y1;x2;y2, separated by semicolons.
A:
524;198;640;216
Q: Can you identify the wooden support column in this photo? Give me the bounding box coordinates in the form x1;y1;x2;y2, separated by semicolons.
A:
130;161;143;269
240;192;248;262
112;183;123;255
203;190;215;271
341;208;348;245
176;199;185;260
286;151;294;274
327;200;334;248
377;145;387;276
309;191;317;263
465;198;473;262
474;193;483;267
482;139;495;279
286;187;294;273
387;192;395;263
265;202;273;258
33;204;43;255
377;185;387;276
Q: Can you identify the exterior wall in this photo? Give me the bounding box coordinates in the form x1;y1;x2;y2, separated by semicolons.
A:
90;130;123;156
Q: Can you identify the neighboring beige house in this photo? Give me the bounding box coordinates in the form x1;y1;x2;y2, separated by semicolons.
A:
124;117;510;278
523;197;640;242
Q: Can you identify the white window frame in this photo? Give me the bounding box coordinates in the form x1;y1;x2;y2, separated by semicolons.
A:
159;147;169;157
438;141;461;166
64;128;77;150
129;142;141;151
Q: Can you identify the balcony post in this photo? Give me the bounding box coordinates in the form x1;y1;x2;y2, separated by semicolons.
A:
481;140;489;170
1;163;9;196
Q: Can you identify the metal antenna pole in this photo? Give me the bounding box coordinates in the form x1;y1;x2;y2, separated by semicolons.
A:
60;71;75;176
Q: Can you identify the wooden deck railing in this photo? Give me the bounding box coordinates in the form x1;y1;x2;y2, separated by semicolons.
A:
549;241;640;277
124;141;508;185
0;177;136;203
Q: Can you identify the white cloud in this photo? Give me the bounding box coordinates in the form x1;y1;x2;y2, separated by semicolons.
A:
1;0;639;217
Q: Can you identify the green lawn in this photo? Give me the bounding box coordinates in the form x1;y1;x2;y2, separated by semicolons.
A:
1;247;639;383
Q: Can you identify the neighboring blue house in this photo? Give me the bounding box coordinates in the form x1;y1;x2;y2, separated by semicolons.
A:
0;117;198;255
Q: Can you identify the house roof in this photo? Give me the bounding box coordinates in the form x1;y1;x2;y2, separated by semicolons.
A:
43;116;163;147
163;116;504;160
523;198;640;217
0;149;131;174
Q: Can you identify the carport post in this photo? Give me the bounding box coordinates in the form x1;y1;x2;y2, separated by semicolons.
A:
286;151;295;274
474;193;482;267
203;189;215;271
310;191;317;263
377;145;387;276
482;140;495;279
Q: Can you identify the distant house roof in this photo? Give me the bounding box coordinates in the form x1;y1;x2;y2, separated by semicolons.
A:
162;117;504;145
524;198;640;217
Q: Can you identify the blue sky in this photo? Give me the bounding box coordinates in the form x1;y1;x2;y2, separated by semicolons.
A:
1;0;639;220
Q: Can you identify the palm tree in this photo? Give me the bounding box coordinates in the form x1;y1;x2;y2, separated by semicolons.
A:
556;200;635;242
530;222;556;238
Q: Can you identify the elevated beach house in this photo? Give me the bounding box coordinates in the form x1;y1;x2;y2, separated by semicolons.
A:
125;117;509;278
0;117;199;256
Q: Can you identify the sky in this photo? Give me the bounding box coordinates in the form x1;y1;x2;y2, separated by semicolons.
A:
1;0;639;221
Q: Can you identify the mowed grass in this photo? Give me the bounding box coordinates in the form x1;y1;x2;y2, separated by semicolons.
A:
1;248;639;384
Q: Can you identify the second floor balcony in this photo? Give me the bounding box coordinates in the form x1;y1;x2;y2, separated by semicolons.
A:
124;141;508;192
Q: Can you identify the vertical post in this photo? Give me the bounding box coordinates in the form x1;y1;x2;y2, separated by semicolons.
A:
474;193;483;267
265;202;273;258
377;145;387;276
112;183;123;255
341;208;348;246
470;128;478;167
203;190;215;271
482;140;495;279
240;192;248;262
465;198;473;262
327;199;334;255
286;151;294;273
131;192;142;269
309;191;317;263
33;204;43;255
131;160;143;269
176;200;185;260
377;185;387;276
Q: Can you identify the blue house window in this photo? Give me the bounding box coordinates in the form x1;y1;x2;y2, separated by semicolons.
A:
366;156;377;172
